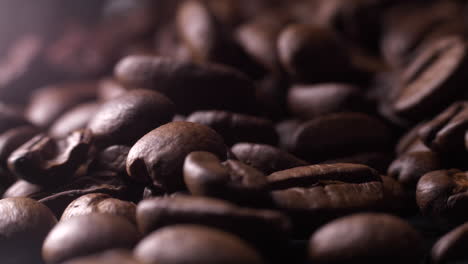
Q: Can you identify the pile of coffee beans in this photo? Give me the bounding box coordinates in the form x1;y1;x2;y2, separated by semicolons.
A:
4;0;468;263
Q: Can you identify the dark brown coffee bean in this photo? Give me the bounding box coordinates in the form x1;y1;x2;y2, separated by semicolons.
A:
135;225;264;264
8;130;92;186
419;101;468;154
277;24;354;83
97;78;127;101
137;195;290;249
321;151;393;175
231;143;308;175
114;55;256;114
61;193;136;224
291;113;392;162
42;213;140;264
0;197;57;264
308;213;424;264
431;222;468;264
126;122;227;192
0;126;39;170
388;151;443;188
396;122;431;155
389;36;468;120
416;169;468;223
275;119;302;151
186;111;278;146
183;151;268;204
49;102;100;138
176;0;265;79
91;145;130;175
87;89;175;148
287;84;367;120
3;180;42;198
26;82;97;128
62;250;142;264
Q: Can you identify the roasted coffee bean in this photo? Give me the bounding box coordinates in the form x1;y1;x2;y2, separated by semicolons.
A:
268;163;386;233
291;113;392;162
396;121;431;155
8;130;92;186
186;111;278;146
134;225;265;264
388;151;443;188
114;55;256;114
0;126;39;170
389;36;468;121
183;151;268;204
231;143;308;175
308;213;424;264
97;78;127;101
87;89;175;148
42;213;140;264
0;197;57;264
3;179;42;198
49;102;100;138
127;122;227;192
416;169;468;223
419;101;468;154
431;222;468;264
277;24;354;83
287;83;367;120
61;193;136;224
26;82;97;128
0;103;32;134
176;0;265;79
91;145;130;174
275;119;302;151
62;250;142;264
137;195;290;250
321;152;393;175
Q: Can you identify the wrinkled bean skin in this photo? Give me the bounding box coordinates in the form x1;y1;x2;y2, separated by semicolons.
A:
134;225;265;264
127;122;227;192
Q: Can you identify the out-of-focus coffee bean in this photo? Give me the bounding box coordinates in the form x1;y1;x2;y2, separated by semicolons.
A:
186;111;278;146
91;145;130;175
61;193;136;224
389;36;468;121
0;197;57;264
62;250;142;264
308;213;424;264
114;55;256;114
134;225;265;264
3;180;42;198
389;151;443;189
419;101;468;154
26;82;97;128
291;113;392;162
396;122;431;155
8;130;92;186
275;119;302;151
231;143;308;175
43;213;140;264
87;89;175;148
176;0;265;79
277;24;355;84
49;102;100;138
126;122;227;192
416;169;468;223
287;84;368;120
431;222;468;264
97;78;127;101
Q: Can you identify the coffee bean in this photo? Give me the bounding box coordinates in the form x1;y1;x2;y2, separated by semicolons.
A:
321;152;393;175
49;102;100;138
26;82;97;128
3;180;42;198
134;225;265;264
389;36;468;121
62;250;142;264
275;119;302;151
42;213;140;264
114;55;256;114
389;151;443;188
176;0;265;79
277;24;354;83
308;213;424;264
91;145;130;175
61;193;136;224
291;113;392;162
416;169;468;223
87;89;175;148
0;197;57;264
126;122;227;192
97;78;127;101
396;121;431;155
287;83;368;120
419;101;468;154
8;130;92;186
186;110;278;146
231;143;308;175
431;222;468;264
